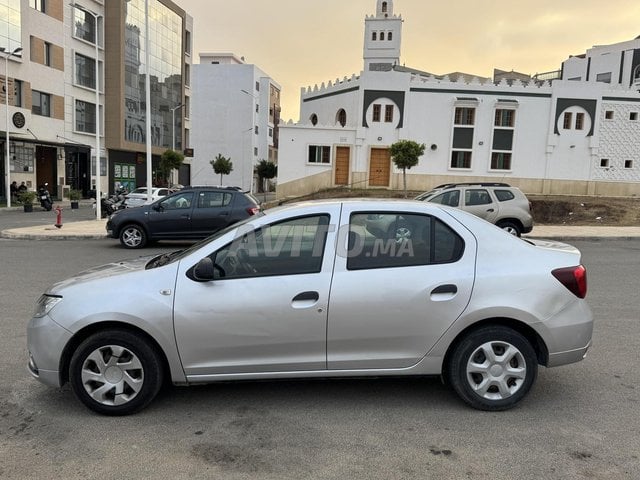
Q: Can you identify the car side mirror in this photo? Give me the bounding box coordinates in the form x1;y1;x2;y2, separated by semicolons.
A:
192;257;215;282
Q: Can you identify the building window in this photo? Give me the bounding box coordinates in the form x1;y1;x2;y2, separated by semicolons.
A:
31;0;45;13
454;107;475;125
596;72;612;83
75;100;96;133
255;81;260;91
10;145;35;173
256;104;259;113
310;113;318;126
14;80;23;108
308;145;331;164
184;96;190;118
255;126;259;135
185;30;192;55
451;151;472;169
268;127;273;137
337;109;347;127
373;104;381;122
630;112;638;121
380;32;385;41
44;42;52;66
491;152;512;170
382;2;388;13
388;32;393;41
625;160;633;169
32;90;51;117
254;147;258;157
575;112;585;130
73;6;97;44
600;158;610;168
494;109;515;127
75;53;96;89
184;63;190;86
605;111;614;120
563;112;573;129
384;105;394;123
372;32;377;41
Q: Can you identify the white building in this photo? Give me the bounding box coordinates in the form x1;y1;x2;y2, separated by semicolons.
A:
277;0;640;199
190;53;281;191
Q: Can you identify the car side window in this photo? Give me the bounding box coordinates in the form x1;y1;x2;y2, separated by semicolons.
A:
210;215;330;280
430;190;460;207
160;192;194;210
197;192;233;208
465;189;492;206
494;189;515;202
347;213;464;270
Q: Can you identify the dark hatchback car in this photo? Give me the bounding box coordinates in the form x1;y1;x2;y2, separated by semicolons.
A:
106;186;261;248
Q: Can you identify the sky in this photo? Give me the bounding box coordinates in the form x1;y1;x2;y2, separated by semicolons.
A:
179;0;640;122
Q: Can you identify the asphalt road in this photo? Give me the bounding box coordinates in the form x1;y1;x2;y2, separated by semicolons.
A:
0;226;639;479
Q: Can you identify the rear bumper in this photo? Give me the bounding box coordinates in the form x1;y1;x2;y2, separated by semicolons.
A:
539;299;593;367
548;340;592;367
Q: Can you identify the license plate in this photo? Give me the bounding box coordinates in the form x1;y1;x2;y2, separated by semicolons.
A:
41;195;47;200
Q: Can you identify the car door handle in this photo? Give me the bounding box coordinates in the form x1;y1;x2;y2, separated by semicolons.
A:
431;284;458;295
180;214;190;219
292;291;319;302
486;208;495;212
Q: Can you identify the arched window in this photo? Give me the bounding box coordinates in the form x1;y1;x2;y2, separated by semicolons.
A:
372;31;377;41
337;109;347;127
382;2;388;13
380;32;385;41
310;113;318;126
388;32;393;41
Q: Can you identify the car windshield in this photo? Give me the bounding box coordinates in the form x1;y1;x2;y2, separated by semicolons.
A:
145;213;266;269
415;191;438;201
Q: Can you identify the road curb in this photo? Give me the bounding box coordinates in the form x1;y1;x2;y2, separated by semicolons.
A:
0;230;107;240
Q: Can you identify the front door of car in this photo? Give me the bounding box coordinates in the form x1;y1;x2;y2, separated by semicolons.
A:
327;207;476;370
462;188;498;223
190;190;235;236
147;191;195;238
173;208;340;377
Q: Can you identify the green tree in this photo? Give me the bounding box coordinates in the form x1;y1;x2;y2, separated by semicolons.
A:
159;149;185;186
390;140;426;198
255;159;277;199
210;154;234;186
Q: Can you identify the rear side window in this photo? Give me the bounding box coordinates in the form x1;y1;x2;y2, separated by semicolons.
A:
429;190;460;207
197;192;233;208
347;213;464;270
494;189;515;202
465;189;492;206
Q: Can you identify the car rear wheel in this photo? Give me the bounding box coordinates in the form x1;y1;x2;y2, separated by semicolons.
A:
446;326;537;411
69;330;163;415
119;224;147;248
497;220;521;237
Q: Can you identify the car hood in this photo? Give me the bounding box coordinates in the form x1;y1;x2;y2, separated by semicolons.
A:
47;255;155;295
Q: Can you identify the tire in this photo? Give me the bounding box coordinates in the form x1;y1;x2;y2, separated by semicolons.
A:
446;326;538;411
69;330;163;415
496;220;521;237
119;224;147;249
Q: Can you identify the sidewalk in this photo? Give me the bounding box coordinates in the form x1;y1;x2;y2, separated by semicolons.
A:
1;219;640;241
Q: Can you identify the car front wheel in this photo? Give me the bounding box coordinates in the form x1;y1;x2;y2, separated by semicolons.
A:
69;330;163;415
119;224;147;248
446;326;538;411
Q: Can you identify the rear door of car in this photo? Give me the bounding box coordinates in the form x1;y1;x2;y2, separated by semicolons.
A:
190;190;235;236
462;188;499;223
327;205;476;370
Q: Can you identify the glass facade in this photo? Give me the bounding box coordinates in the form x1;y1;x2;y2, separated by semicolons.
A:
0;0;22;53
124;0;183;149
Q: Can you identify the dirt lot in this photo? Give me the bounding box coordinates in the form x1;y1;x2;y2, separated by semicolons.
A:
275;188;640;226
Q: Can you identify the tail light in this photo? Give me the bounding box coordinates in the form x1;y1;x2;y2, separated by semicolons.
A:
246;206;260;216
552;265;587;298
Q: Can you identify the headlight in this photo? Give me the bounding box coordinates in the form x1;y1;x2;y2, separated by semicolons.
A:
33;294;62;318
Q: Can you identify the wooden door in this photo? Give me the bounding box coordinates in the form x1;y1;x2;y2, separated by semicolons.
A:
334;147;350;185
368;148;390;187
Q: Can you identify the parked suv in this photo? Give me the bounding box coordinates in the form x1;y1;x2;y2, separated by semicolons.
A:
415;183;533;236
107;186;261;248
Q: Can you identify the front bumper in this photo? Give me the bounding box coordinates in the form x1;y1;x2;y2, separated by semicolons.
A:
27;314;73;388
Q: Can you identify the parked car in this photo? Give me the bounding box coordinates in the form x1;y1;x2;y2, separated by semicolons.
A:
124;187;176;208
28;199;592;415
415;183;533;236
106;186;261;248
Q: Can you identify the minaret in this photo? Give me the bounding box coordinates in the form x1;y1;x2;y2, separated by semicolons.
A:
363;0;403;71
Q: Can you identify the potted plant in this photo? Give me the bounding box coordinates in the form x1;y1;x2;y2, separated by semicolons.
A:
69;189;82;209
18;190;37;213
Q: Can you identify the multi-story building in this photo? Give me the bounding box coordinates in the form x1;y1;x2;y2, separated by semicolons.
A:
277;0;640;199
0;0;192;204
190;53;281;192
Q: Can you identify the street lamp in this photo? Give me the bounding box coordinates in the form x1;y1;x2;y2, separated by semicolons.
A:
2;46;22;208
70;4;102;220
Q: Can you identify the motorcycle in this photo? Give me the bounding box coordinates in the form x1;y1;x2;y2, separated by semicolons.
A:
38;184;53;211
99;186;128;217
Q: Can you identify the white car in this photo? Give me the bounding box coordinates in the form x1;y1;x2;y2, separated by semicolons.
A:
124;187;175;208
27;199;592;415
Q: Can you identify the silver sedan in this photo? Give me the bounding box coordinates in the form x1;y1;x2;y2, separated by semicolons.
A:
27;200;593;415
